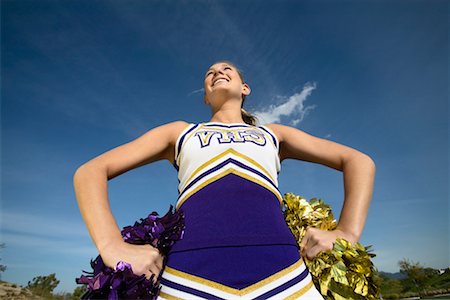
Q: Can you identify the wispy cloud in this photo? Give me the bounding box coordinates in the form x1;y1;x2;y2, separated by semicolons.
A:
5;10;156;139
188;88;204;97
2;233;95;256
2;210;96;257
253;82;317;126
2;210;88;239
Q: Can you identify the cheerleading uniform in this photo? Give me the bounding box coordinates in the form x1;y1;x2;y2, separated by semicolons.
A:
157;122;324;299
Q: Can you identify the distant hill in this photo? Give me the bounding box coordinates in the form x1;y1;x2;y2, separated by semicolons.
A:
379;271;408;280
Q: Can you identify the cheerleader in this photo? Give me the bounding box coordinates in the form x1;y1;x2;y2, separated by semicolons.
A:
74;60;375;299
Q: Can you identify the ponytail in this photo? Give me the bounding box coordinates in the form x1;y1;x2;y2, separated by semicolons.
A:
241;107;258;126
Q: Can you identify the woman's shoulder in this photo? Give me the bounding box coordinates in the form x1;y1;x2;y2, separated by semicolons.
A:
148;120;192;142
260;123;285;143
170;120;192;128
263;123;319;145
166;120;195;142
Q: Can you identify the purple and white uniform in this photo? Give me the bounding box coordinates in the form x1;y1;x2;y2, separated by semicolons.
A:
158;122;324;299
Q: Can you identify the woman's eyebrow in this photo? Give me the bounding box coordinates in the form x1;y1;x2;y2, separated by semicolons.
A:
206;64;231;73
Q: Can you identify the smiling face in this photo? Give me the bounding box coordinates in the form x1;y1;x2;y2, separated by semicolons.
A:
203;62;251;106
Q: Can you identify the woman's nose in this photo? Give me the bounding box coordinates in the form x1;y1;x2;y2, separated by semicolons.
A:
212;69;225;77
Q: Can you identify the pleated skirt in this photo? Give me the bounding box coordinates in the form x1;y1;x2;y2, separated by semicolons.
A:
157;244;324;300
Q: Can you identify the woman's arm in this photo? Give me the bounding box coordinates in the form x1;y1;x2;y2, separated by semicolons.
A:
266;123;376;258
73;120;189;280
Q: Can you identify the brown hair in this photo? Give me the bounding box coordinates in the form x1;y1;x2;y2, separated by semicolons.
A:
207;60;258;126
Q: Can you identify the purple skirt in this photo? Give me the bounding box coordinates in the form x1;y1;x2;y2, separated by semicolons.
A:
157;244;324;299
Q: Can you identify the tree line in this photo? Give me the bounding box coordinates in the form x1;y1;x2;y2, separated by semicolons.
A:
379;258;450;299
1;242;449;299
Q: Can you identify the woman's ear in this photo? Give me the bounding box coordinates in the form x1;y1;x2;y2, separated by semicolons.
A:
242;83;251;97
204;94;209;105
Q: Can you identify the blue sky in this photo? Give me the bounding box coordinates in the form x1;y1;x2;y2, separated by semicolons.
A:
2;0;448;294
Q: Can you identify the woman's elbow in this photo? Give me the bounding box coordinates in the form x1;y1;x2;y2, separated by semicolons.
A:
365;154;376;169
73;164;89;188
74;163;91;179
361;154;376;174
348;151;376;172
73;162;102;185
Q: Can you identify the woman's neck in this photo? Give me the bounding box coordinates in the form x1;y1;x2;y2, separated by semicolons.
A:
209;110;244;124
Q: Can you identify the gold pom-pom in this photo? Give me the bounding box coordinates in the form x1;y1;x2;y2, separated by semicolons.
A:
282;192;380;300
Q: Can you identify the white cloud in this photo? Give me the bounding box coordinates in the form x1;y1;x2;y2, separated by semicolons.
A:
2;232;95;256
188;88;204;97
253;82;317;126
1;211;97;263
1;210;88;239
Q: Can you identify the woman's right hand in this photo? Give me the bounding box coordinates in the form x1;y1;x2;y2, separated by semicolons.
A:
100;240;165;284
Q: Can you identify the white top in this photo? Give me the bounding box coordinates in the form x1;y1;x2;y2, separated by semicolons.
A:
173;121;281;210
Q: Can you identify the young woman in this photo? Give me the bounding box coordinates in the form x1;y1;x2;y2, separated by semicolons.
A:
74;60;375;299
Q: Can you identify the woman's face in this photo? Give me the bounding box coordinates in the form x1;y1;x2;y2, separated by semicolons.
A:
203;62;250;106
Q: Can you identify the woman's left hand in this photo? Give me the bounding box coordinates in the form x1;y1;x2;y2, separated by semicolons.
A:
299;228;357;260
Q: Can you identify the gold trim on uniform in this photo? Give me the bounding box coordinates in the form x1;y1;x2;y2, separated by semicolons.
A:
176;167;283;210
185;147;276;188
162;258;307;297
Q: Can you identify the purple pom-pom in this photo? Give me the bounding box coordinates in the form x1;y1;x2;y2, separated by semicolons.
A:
75;205;185;299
